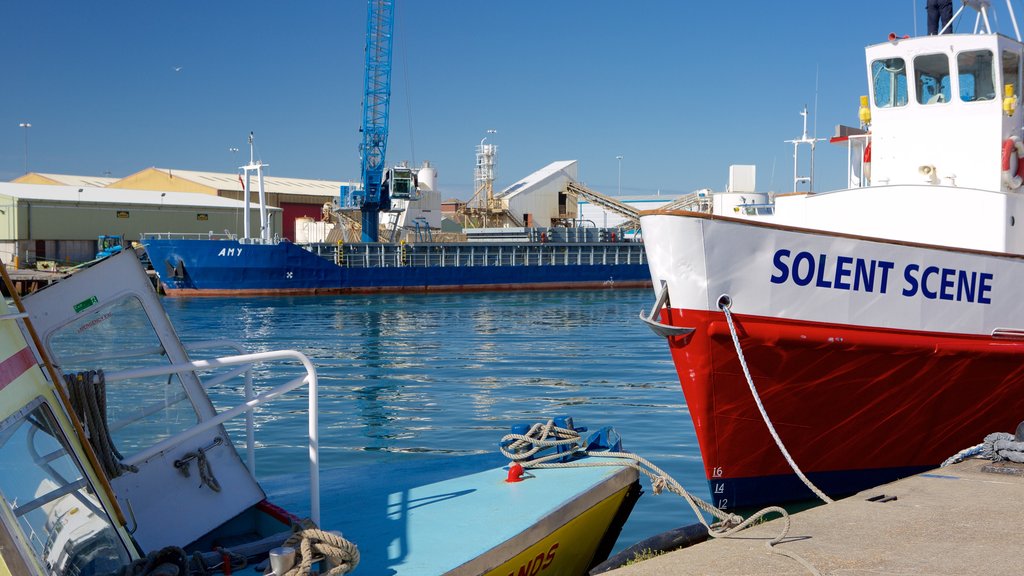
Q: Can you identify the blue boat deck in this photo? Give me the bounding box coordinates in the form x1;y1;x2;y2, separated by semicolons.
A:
257;454;638;575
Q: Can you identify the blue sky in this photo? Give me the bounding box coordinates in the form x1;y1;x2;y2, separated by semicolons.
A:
0;1;976;199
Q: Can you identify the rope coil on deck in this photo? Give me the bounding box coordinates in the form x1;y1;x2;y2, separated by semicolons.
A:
280;519;360;576
943;431;1024;466
65;369;138;479
499;419;822;576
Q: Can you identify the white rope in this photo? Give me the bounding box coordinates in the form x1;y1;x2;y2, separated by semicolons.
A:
500;420;822;575
719;300;833;504
940;442;984;467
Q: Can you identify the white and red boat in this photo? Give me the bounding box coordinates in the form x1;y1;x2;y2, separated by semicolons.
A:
641;1;1024;509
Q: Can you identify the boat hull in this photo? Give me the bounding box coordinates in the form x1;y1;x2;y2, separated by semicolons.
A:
642;211;1024;509
143;238;651;296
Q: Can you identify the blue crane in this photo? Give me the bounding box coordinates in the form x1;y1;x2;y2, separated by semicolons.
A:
359;0;394;242
357;0;416;242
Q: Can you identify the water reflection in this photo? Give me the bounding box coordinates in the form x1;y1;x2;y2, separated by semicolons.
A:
162;289;702;550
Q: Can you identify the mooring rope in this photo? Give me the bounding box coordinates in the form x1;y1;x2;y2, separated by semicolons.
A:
280;520;360;576
943;431;1024;466
718;300;834;505
64;369;137;479
500;420;822;576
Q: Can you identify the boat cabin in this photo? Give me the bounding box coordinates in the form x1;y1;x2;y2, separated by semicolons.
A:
865;31;1024;191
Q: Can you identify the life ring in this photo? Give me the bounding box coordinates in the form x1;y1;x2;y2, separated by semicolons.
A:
1001;137;1024;189
863;142;872;183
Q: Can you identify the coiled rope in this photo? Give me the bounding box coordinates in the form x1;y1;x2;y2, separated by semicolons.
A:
942;431;1024;466
118;545;246;576
64;369;137;479
719;300;833;505
499;420;821;576
118;546;188;576
280;520;360;576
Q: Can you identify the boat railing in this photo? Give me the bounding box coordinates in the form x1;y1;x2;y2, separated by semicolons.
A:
69;340;260;473
141;232;239;241
86;348;321;524
305;241;646;269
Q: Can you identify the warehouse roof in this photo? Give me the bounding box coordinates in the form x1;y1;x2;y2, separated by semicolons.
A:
0;182;280;210
496;160;577;200
127;167;352;197
12;173;119;187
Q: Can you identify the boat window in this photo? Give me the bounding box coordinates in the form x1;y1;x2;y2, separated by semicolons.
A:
958;50;996;101
47;295;199;456
871;58;909;108
0;400;130;575
915;53;952;104
1003;50;1021;101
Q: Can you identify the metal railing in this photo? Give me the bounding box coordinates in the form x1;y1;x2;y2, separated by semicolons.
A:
305;241;646;269
95;348;321;524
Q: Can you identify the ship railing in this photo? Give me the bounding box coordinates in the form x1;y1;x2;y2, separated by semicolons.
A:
61;342;321;524
141;232;239;241
305;242;646;269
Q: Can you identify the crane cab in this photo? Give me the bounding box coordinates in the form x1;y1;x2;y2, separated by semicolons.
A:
384;166;419;201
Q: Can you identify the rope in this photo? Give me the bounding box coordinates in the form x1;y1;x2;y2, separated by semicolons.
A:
174;447;222;492
942;420;1024;466
118;546;188;576
499;421;821;576
940;442;985;467
980;432;1024;463
117;545;244;576
64;369;138;479
280;520;360;576
719;302;834;504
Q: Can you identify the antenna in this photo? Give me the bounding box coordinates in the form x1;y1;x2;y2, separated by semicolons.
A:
813;65;820;142
784;107;827;193
913;0;918;36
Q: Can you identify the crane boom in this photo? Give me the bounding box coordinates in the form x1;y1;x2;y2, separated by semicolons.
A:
359;0;395;242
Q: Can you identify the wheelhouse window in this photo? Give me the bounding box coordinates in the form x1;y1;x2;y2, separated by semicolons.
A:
872;58;909;108
1003;50;1021;101
915;53;952;104
958;50;996;101
0;400;130;575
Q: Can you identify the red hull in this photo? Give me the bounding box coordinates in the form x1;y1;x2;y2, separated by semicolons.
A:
662;307;1024;505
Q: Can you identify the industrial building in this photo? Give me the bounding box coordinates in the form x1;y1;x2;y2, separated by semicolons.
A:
3;160;747;268
14;169;350;242
0;182;279;267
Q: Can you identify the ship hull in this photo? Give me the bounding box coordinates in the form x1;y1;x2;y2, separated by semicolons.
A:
143;238;650;296
641;211;1024;509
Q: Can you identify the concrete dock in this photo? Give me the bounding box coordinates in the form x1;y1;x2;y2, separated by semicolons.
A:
609;459;1023;575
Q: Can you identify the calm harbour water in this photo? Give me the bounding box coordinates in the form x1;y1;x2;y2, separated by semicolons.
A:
161;288;710;553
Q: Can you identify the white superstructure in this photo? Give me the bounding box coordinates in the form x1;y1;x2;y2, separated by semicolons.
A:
757;11;1024;254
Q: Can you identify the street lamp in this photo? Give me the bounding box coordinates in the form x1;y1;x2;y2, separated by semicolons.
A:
616;155;623;196
18;122;31;174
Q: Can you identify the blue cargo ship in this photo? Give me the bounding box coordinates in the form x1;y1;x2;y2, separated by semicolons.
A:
142;230;650;296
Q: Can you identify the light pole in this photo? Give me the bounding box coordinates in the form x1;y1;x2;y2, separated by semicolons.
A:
616;155;623;196
18;122;31;174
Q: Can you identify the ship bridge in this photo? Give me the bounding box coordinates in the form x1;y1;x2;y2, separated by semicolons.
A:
865;28;1023;191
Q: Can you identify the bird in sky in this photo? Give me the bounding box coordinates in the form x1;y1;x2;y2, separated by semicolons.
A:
173;65;183;72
